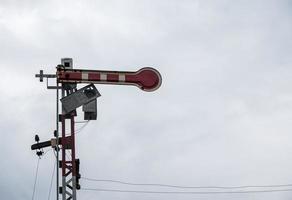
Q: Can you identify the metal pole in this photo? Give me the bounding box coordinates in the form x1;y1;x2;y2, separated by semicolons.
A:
56;79;59;200
71;115;77;199
61;89;66;200
61;114;66;200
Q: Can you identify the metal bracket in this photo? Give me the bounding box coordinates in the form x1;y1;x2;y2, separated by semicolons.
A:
35;69;61;89
35;70;56;82
46;77;62;89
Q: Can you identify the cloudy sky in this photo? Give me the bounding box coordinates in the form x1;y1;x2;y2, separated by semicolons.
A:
0;0;292;199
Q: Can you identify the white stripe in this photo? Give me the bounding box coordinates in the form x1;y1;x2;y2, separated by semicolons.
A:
100;73;107;81
82;72;89;80
119;74;126;82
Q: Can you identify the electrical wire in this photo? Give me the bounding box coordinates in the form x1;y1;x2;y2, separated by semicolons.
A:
75;120;90;134
43;148;52;156
75;121;90;124
82;177;292;190
81;187;292;194
31;158;40;200
64;120;89;136
47;156;56;200
65;152;72;160
53;149;57;158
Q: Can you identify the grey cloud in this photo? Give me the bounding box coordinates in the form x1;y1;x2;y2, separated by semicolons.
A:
0;1;292;200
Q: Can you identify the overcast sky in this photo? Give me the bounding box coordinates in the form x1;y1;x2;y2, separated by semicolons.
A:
0;0;292;200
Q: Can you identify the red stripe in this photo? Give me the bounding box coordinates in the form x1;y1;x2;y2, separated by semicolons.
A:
59;71;82;81
88;73;100;81
107;74;119;82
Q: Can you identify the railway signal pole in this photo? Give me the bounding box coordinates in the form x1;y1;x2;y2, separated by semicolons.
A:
31;58;162;200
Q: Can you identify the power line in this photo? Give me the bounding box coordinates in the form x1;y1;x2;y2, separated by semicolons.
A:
82;177;292;190
31;158;40;200
47;156;56;200
81;187;292;194
66;152;72;160
65;120;90;136
75;121;90;124
43;148;52;156
75;120;89;133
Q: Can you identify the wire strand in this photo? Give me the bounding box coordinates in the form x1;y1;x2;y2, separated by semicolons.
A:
31;158;40;200
43;149;52;156
75;121;90;124
82;177;292;190
65;152;72;160
47;156;56;200
65;120;90;136
75;120;90;134
81;187;292;194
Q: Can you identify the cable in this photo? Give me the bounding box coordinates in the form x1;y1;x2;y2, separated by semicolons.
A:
82;177;292;190
65;152;72;160
75;120;89;134
47;157;56;200
75;121;90;124
31;158;40;200
81;187;292;194
53;149;57;158
65;120;90;136
43;149;52;156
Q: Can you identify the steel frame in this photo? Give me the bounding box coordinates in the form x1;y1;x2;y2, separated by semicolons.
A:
60;114;77;200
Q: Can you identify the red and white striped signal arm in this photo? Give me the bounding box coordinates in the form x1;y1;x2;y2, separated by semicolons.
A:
57;67;162;92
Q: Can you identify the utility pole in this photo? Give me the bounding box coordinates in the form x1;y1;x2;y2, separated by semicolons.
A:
31;58;162;200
